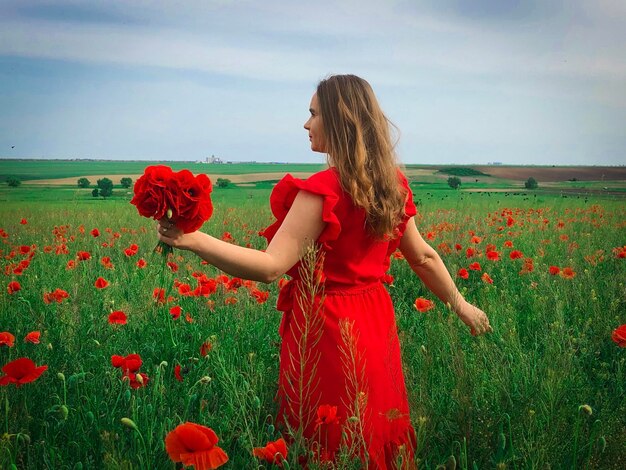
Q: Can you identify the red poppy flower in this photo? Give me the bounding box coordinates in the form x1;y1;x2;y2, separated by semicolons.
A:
381;273;394;284
509;250;523;260
24;331;41;344
486;250;500;261
136;258;147;268
224;297;237;305
108;310;127;325
43;288;70;304
66;260;76;270
124;372;149;389
315;404;339;428
167;261;179;273
101;256;114;269
612;324;626;347
221;232;233;243
252;438;288;466
414;297;435;313
0;358;47;387
170;305;182;320
470;235;482;244
468;262;481;271
7;281;21;295
94;277;109;289
111;354;142;373
549;266;560;276
392;250;404;259
19;245;31;255
91;228;100;237
165;422;229;470
250;288;269;304
76;251;91;261
0;332;15;347
504;240;513;248
560;267;576;279
174;364;184;382
200;341;212;357
454;243;462;251
465;248;476;258
481;273;494;284
20;218;27;225
457;268;469;279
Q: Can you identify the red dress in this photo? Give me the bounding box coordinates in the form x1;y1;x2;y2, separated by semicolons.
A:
262;168;418;469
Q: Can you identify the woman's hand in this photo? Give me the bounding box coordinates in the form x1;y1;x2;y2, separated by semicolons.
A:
156;219;198;251
454;300;492;336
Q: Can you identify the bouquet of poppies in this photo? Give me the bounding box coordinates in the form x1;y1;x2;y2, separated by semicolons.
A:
130;165;213;241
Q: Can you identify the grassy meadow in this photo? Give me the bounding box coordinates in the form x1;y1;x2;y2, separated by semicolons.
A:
0;162;625;469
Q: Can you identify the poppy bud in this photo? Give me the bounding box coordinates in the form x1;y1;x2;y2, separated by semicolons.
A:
124;389;131;402
267;424;275;435
166;208;173;219
420;345;427;355
498;432;506;450
47;343;53;350
57;372;66;381
135;374;144;385
578;404;592;416
199;376;212;384
59;405;69;420
121;417;138;431
252;396;261;409
347;416;359;423
85;411;95;426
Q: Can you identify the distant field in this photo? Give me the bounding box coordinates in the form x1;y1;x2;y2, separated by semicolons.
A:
0;159;327;181
2;159;625;184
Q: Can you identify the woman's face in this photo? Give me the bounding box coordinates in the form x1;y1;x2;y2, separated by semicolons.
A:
304;93;327;153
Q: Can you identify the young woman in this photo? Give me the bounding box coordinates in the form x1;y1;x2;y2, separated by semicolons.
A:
157;74;491;468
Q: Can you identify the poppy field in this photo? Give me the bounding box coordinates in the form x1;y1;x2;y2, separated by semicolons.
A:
1;181;625;469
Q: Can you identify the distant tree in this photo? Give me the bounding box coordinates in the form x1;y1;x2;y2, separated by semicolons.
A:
120;177;133;188
447;176;462;189
97;178;114;198
92;188;99;197
7;176;21;187
216;178;231;188
77;177;91;188
524;177;538;189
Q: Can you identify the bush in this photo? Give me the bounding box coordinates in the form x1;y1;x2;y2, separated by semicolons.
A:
7;176;21;187
120;177;133;189
524;177;538;189
447;176;462;189
97;178;113;198
77;177;91;188
92;188;99;197
216;178;232;188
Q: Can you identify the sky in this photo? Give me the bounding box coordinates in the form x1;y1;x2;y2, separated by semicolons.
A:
0;0;624;166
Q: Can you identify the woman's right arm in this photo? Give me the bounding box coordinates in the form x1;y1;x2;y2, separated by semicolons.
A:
399;217;492;336
157;190;326;283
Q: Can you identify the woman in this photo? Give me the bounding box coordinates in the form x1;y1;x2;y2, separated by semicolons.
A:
158;74;491;468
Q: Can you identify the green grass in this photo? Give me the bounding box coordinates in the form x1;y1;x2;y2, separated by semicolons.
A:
0;175;625;468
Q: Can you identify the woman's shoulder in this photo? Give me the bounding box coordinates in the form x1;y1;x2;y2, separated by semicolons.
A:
304;167;341;191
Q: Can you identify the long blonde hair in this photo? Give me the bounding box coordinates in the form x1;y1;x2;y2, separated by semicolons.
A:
316;74;407;240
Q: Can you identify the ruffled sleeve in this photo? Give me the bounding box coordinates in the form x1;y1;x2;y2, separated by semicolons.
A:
261;169;342;250
386;172;417;256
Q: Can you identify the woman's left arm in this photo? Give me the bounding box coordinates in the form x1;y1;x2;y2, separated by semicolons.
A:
157;190;325;283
